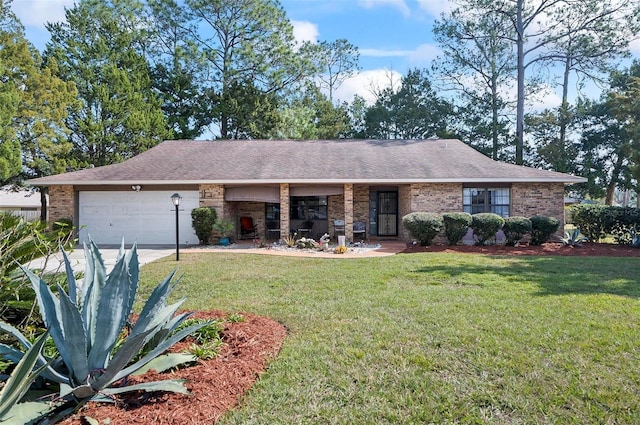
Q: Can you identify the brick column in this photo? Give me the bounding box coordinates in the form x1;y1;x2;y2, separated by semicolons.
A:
48;185;75;224
280;183;290;237
344;184;354;242
198;184;225;216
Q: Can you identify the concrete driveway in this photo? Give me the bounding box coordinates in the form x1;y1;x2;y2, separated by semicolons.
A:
26;246;176;275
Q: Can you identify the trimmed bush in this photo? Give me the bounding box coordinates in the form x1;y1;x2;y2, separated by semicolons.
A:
402;212;444;246
191;207;217;245
471;213;504;245
569;204;608;242
530;215;560;245
442;212;472;245
502;216;532;246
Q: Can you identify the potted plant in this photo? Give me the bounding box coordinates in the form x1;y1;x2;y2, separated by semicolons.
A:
213;218;235;246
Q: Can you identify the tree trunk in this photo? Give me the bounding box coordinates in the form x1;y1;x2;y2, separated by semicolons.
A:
40;188;47;222
515;0;525;165
557;54;572;172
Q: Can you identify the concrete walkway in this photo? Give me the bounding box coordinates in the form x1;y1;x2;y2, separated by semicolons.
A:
27;247;175;274
27;240;407;275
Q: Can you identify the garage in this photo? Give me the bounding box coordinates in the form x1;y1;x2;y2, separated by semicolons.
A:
78;190;199;246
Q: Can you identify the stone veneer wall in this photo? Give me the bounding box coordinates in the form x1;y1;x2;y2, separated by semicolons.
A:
353;185;369;223
511;182;565;235
48;185;75;224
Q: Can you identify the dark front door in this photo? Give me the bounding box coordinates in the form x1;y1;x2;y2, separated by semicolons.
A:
377;191;398;236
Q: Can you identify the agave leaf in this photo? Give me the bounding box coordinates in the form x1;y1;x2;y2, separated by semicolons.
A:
20;269;75;380
136;300;187;346
99;379;190;396
0;401;56;424
0;331;49;417
87;249;135;372
113;321;208;384
57;284;89;385
91;330;152;390
132;353;197;376
129;270;178;338
124;243;140;314
82;240;107;355
60;246;78;306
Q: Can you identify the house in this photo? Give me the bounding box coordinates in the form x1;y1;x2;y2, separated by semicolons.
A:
27;139;586;246
0;185;47;221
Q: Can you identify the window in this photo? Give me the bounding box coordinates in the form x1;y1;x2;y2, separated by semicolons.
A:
463;187;510;217
290;196;327;220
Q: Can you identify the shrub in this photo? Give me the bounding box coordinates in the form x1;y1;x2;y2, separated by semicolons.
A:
191;207;217;245
570;204;608;242
606;207;640;245
530;215;560;245
471;213;504;245
402;212;444;246
502;216;531;246
442;212;472;245
334;245;348;254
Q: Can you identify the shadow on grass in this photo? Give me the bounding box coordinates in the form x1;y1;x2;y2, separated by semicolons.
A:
414;255;640;298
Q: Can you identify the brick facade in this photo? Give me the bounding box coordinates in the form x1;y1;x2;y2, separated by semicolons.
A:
48;185;74;224
511;182;565;235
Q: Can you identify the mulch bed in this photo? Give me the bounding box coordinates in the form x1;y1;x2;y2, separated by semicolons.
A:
60;311;287;424
401;242;640;257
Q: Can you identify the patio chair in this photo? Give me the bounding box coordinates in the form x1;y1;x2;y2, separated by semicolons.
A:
239;216;258;239
333;220;345;238
353;221;366;240
297;220;314;238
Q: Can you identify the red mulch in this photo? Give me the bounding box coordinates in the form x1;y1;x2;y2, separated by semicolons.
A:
60;311;287;424
401;242;640;257
58;243;637;423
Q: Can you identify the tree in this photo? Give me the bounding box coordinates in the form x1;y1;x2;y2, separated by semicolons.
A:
146;0;213;139
363;69;454;139
537;1;640;172
432;6;515;160
185;0;309;139
45;0;169;168
441;0;640;165
0;0;25;183
300;39;360;103
575;63;640;204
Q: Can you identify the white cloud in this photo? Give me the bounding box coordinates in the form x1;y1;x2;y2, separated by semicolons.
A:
333;69;403;105
291;20;319;46
416;0;454;17
630;38;640;56
11;0;74;28
357;0;410;18
408;43;440;64
360;43;439;67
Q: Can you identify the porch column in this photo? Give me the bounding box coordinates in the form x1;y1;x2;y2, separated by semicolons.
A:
279;183;290;237
344;183;354;242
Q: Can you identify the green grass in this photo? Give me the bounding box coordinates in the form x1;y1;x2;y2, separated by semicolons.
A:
140;252;640;424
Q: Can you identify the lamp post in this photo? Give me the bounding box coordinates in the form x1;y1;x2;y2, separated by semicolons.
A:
170;193;182;261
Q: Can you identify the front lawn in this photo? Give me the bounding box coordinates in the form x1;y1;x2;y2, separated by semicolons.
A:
140;252;640;424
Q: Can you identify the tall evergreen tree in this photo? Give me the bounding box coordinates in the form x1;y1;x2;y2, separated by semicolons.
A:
185;0;310;139
363;69;454;140
0;0;25;183
45;0;169;168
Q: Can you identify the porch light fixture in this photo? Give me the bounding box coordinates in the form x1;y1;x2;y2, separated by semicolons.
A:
171;193;182;261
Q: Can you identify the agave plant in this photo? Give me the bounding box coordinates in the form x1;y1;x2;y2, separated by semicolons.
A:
0;331;56;424
560;228;588;246
0;240;207;408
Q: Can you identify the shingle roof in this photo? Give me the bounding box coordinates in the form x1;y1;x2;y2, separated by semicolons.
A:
27;139;586;185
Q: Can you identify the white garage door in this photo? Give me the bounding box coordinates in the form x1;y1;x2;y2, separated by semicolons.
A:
79;191;199;245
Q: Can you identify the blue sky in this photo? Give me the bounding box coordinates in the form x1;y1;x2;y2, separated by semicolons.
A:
10;0;640;106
